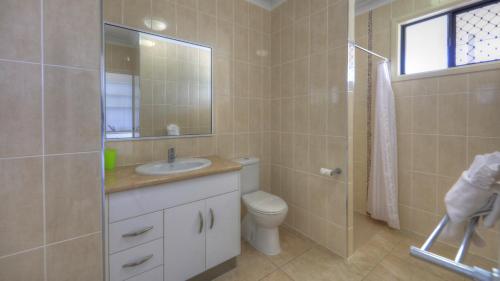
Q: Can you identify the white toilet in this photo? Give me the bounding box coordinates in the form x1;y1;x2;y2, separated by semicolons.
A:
235;157;288;256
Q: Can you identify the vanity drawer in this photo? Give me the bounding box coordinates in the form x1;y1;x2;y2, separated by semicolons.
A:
109;211;163;254
109;238;163;281
126;266;163;281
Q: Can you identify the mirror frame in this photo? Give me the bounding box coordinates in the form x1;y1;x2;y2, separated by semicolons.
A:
103;23;215;141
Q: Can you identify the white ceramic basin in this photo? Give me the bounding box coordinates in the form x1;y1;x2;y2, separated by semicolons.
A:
135;158;212;176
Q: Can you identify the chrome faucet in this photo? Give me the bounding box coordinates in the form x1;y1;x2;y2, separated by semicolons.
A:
167;147;176;163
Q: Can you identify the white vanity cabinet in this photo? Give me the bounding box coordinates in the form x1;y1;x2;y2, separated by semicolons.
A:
106;172;240;281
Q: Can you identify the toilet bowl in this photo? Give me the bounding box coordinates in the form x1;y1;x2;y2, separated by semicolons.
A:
242;191;288;255
234;157;288;256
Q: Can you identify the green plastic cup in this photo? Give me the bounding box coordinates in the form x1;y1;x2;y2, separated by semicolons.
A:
104;148;117;171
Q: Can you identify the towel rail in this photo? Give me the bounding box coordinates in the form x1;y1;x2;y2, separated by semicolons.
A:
410;214;500;281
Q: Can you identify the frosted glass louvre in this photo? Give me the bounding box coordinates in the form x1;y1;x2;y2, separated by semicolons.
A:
404;15;449;74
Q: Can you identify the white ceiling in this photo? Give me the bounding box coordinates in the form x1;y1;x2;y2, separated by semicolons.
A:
356;0;393;15
247;0;393;14
246;0;286;11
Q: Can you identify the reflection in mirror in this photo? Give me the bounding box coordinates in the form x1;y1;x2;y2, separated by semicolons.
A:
104;24;212;139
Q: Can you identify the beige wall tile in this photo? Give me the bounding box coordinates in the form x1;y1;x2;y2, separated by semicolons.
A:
467;137;500;164
328;0;348;49
412;134;437;173
310;52;328;95
44;66;100;154
44;0;100;69
327;91;347;136
234;97;250;133
328;179;346;225
281;98;294;132
308;175;329;218
216;134;234;159
437;176;454;216
104;0;121;23
235;0;250;27
295;0;311;20
294;58;309;96
468;91;500;137
199;0;216;16
0;62;42;158
0;157;43;256
411;78;438;96
0;0;41;62
391;0;414;18
152;0;177;37
46;233;102;281
281;134;294;168
327;222;347;256
438;74;468;94
412;172;437;213
395;96;411;134
309;94;328;134
281;62;294;97
0;249;44;281
438;136;466;178
469;69;500;95
235;61;249;97
176;0;196;9
281;26;295;63
438;94;467;135
310;11;328;54
177;6;198;41
123;0;151;30
216;19;234;58
309;135;328;175
234;133;249;157
293;96;309;133
294;18;310;59
371;4;391;32
398;170;412;206
249;99;263;132
217;0;234;22
45;153;101;243
412;95;437;134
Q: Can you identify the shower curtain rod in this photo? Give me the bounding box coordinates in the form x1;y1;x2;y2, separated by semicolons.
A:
349;40;389;62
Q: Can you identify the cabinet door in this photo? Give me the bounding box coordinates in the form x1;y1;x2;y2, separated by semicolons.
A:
164;200;206;281
206;191;241;269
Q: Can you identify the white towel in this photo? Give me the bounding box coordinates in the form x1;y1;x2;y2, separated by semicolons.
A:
442;152;500;245
484;185;500;228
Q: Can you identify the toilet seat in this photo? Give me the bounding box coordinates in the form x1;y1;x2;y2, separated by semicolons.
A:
242;191;288;215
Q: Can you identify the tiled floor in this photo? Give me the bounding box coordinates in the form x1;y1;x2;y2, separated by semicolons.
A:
354;212;387;251
214;226;497;281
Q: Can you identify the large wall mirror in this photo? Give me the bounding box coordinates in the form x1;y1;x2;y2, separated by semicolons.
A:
104;24;213;140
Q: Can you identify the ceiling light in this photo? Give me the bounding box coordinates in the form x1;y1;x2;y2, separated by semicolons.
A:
144;18;168;31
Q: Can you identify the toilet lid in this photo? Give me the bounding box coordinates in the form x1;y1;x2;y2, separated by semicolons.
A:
243;191;288;214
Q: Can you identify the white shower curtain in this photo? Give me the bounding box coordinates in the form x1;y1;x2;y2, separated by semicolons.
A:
367;62;400;229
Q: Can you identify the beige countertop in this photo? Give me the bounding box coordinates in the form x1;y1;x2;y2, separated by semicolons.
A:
105;156;242;194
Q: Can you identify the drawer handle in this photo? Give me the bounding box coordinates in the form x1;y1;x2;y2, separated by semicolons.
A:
209;208;215;229
198;211;204;234
122;226;154;238
122;254;154;268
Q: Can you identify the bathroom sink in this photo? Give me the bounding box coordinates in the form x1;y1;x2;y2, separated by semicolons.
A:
135;158;212;176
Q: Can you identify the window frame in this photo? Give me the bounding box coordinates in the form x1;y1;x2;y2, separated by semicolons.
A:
400;0;500;75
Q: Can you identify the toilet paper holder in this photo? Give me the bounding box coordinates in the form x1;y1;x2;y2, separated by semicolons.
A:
320;168;342;176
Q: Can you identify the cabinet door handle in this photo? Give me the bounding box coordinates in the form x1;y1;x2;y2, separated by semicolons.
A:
209;208;215;229
198;211;204;234
122;226;154;238
122;254;154;268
